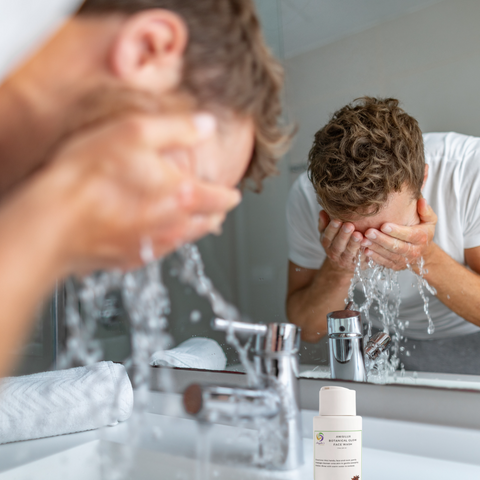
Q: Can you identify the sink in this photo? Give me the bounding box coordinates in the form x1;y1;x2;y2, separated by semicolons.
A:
1;393;480;480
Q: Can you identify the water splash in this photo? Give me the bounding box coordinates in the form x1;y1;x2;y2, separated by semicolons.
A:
347;252;436;379
61;241;267;475
175;243;260;387
406;257;437;335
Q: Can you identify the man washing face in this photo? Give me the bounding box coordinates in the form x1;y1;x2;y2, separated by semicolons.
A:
287;97;480;374
0;0;288;376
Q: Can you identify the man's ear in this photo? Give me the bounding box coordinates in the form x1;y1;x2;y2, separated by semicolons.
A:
422;164;429;190
108;10;187;93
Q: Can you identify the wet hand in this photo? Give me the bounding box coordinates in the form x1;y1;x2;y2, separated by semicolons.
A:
39;112;241;274
363;198;437;271
318;210;367;273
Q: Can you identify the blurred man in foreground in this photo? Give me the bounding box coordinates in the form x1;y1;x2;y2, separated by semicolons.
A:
0;0;288;376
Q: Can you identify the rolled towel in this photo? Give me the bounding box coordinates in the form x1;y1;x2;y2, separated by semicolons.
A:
0;361;133;444
151;337;227;371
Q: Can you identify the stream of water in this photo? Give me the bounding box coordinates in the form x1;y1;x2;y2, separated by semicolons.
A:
60;242;265;478
347;252;437;380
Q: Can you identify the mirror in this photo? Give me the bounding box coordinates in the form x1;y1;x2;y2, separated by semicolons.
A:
279;0;480;389
19;0;480;392
148;0;480;390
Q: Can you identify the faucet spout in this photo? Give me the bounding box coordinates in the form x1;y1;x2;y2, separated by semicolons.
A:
328;308;392;381
183;321;304;471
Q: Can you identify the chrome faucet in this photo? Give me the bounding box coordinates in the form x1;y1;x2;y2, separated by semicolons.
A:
183;319;303;471
328;303;391;382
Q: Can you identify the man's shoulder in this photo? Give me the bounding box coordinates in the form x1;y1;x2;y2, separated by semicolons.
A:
290;170;317;200
424;132;480;164
287;171;321;223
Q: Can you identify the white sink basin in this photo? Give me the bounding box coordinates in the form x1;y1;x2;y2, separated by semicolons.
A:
1;393;480;480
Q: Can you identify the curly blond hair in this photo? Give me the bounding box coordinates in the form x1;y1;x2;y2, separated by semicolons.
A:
307;97;425;219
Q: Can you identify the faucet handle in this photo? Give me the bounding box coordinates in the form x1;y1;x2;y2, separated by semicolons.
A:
212;319;301;354
212;318;268;337
327;307;362;336
365;332;392;359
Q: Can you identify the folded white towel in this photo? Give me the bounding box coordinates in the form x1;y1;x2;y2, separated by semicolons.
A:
150;337;227;371
0;361;133;444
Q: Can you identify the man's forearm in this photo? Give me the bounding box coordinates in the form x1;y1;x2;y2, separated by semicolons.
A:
0;177;68;377
0;238;60;377
287;258;353;342
424;244;480;327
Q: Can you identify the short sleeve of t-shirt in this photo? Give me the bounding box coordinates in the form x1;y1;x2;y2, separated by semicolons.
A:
286;173;325;269
456;136;480;249
424;133;480;252
0;1;82;82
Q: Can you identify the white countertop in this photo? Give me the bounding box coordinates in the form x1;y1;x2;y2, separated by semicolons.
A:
2;434;480;480
1;393;480;479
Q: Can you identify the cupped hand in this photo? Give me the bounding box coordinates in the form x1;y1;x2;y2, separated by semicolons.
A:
34;112;241;274
363;198;437;271
318;210;368;273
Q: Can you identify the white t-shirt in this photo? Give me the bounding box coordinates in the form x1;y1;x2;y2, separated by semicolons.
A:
0;1;81;82
286;132;480;340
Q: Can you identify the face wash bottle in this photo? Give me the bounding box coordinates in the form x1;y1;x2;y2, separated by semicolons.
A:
313;386;362;480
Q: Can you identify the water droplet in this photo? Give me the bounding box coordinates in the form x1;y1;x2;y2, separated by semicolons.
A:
189;310;202;323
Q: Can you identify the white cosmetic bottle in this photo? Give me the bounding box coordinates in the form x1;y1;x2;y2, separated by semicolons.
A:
313;386;362;480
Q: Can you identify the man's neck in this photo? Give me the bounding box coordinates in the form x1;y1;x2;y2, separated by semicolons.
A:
0;72;73;197
0;16;118;198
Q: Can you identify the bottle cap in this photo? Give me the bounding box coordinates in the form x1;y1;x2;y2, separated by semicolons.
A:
319;386;356;416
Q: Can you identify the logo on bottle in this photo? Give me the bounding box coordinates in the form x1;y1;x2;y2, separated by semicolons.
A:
316;432;324;443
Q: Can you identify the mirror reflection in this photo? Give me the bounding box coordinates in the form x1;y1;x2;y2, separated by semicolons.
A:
186;0;480;386
119;0;480;389
282;0;480;386
14;0;480;391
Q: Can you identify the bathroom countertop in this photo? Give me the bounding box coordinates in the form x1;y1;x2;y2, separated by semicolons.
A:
1;394;480;479
1;433;480;480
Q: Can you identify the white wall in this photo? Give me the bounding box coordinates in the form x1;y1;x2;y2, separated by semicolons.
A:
231;0;291;326
285;0;480;178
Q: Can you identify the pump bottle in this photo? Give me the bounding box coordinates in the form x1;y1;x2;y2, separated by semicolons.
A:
313;386;362;480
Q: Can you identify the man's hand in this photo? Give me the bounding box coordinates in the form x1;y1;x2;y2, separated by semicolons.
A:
13;112;241;275
319;210;367;273
363;198;437;271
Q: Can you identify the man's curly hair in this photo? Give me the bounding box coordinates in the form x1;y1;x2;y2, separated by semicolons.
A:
308;97;425;219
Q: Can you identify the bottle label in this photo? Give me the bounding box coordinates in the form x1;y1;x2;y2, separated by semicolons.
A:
314;430;362;480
